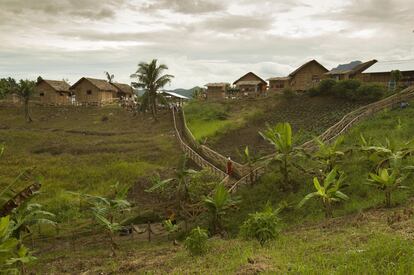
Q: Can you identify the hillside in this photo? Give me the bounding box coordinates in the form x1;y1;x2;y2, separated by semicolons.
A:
0;106;181;222
184;94;367;161
28;102;414;273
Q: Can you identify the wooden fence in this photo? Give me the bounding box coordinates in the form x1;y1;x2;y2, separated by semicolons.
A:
172;108;228;180
228;85;414;192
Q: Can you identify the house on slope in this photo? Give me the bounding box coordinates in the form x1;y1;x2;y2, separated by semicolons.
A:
205;83;229;100
268;60;329;92
233;72;267;97
70;77;117;105
34;78;72;105
110;82;134;100
361;59;414;89
325;60;377;81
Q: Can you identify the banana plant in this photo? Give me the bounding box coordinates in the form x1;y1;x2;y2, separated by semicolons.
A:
314;136;346;173
163;219;179;241
11;201;56;240
203;183;239;234
240;146;259;184
70;183;131;256
367;168;408;208
260;123;302;188
298;168;349;218
360;137;414;171
0;216;36;274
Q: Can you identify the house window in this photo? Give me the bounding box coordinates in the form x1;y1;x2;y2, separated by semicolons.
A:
312;75;320;82
87;90;92;95
275;82;284;89
39;93;44;96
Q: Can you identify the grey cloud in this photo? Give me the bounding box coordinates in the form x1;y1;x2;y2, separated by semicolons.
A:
0;0;125;20
200;15;273;31
142;0;225;14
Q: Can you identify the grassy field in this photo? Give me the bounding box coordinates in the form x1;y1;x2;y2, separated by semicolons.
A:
0;105;181;223
184;94;367;161
4;100;414;274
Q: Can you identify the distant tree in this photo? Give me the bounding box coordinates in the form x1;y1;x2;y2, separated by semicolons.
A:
105;71;115;83
390;70;403;90
0;77;18;99
192;87;204;100
130;59;174;120
15;80;36;123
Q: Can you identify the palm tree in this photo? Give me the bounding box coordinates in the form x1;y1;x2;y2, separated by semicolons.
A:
15;80;36;123
130;59;174;120
105;71;115;83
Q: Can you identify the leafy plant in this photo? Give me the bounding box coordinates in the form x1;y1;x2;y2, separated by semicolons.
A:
360;137;414;171
184;227;209;256
163;219;179;240
11;201;56;240
0;216;36;274
240;146;258;184
260;122;302;189
203;183;239;234
314;136;346;172
240;203;281;246
15;80;36;123
367;168;408;208
71;182;131;256
298;168;349;218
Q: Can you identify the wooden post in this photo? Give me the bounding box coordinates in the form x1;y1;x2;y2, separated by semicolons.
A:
147;222;151;242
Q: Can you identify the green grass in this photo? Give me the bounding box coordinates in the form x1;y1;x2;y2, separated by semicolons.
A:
0;105;181;222
9;100;414;274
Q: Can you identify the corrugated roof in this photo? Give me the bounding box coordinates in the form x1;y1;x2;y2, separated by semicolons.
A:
111;82;133;94
161;91;189;100
41;79;70;92
363;59;414;73
327;60;377;75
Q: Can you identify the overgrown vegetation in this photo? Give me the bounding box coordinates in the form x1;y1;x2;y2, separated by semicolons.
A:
309;79;387;101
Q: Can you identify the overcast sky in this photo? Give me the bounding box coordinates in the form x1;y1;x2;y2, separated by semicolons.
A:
0;0;413;89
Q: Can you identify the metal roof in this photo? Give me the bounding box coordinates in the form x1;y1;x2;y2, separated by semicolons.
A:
363;59;414;73
161;91;190;100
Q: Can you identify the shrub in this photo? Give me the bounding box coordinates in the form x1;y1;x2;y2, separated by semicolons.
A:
356;83;386;101
282;88;295;98
240;204;281;246
184;227;209;256
318;79;337;95
332;80;362;100
307;87;320;97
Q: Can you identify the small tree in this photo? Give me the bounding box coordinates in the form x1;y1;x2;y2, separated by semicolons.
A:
314;136;346;173
163;219;179;241
260;122;302;189
15;80;36;123
240;203;281;246
184;227;209;256
390;70;403;90
203;183;239;234
71;183;131;256
298;168;349;218
240;146;258;184
367;168;408;208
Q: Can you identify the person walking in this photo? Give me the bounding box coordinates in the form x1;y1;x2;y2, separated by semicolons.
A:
226;157;233;176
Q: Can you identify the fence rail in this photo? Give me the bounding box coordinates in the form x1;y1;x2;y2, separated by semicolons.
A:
172;108;227;180
230;85;414;190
